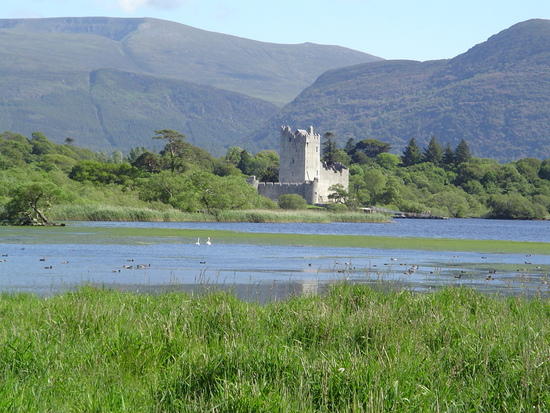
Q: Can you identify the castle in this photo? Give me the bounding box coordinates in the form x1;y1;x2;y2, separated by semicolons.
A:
248;125;349;204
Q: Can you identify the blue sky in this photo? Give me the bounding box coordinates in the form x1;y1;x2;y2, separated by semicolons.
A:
1;0;549;60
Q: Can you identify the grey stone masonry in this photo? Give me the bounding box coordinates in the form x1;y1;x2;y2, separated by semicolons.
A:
251;125;349;204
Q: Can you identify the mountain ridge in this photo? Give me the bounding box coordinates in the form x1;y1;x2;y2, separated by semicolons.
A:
0;16;381;104
249;19;550;161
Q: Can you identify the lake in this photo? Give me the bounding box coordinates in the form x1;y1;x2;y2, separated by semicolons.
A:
1;219;548;300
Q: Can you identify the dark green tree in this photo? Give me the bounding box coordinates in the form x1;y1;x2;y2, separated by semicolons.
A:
353;139;391;159
344;138;356;155
423;136;443;165
2;182;62;225
153;129;187;173
539;159;550;180
442;144;455;167
322;132;338;165
237;150;254;175
30;132;54;156
401;138;423;166
454;139;472;165
132;151;161;173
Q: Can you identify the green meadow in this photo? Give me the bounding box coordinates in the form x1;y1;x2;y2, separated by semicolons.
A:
0;285;547;412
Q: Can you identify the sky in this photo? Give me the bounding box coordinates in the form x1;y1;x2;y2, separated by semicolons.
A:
1;0;549;61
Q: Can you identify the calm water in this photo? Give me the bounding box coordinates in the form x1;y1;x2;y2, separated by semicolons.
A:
1;219;549;299
73;218;550;242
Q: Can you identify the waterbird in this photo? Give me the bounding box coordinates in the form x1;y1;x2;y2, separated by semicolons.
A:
39;258;46;262
206;237;212;246
195;238;201;246
200;261;206;264
486;275;495;281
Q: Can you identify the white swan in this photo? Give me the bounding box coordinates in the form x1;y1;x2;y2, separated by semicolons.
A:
195;238;200;246
206;237;212;246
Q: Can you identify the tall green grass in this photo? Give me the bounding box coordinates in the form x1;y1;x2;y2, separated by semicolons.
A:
0;285;547;412
211;209;388;223
50;204;212;222
50;204;389;223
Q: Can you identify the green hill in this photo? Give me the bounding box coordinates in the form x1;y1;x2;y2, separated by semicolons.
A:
0;68;278;154
250;19;550;161
0;17;380;105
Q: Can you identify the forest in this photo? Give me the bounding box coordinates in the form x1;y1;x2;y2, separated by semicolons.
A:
1;129;549;224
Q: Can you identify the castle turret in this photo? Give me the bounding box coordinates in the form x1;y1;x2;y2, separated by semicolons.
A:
279;125;321;183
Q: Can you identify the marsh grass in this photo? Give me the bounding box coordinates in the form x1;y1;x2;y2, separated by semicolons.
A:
49;204;212;222
0;285;548;412
211;209;388;223
50;204;389;223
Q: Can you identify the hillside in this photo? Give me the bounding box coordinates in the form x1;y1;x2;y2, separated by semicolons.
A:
250;19;550;161
0;17;380;105
0;68;277;154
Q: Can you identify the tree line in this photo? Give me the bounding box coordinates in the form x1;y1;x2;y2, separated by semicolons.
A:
1;129;550;224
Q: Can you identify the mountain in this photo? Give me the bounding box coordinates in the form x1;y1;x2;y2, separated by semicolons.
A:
0;17;380;105
250;19;550;161
0;68;278;154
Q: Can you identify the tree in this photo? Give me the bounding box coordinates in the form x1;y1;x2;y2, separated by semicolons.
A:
322;132;338;165
454;139;472;164
423;136;443;165
153;129;187;173
442;144;455;167
225;146;244;166
344;138;356;155
2;183;62;225
401;138;422;166
539;159;550;180
328;184;349;205
132;151;161;173
127;146;148;163
30;132;54;156
353;139;391;159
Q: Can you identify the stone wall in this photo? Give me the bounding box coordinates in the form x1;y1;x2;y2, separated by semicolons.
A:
256;180;318;204
317;162;350;203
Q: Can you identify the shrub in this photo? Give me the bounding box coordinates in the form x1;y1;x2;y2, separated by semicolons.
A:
278;194;307;210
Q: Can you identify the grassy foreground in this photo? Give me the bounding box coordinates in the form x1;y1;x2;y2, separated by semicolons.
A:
0;285;548;412
49;204;388;223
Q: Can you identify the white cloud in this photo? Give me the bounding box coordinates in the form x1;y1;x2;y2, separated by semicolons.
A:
116;0;187;12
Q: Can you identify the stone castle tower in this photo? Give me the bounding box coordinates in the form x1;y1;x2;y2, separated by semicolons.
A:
279;125;321;183
249;125;349;204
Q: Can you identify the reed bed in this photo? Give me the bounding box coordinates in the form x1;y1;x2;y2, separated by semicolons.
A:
211;209;388;223
50;204;389;223
50;204;214;222
0;285;547;412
